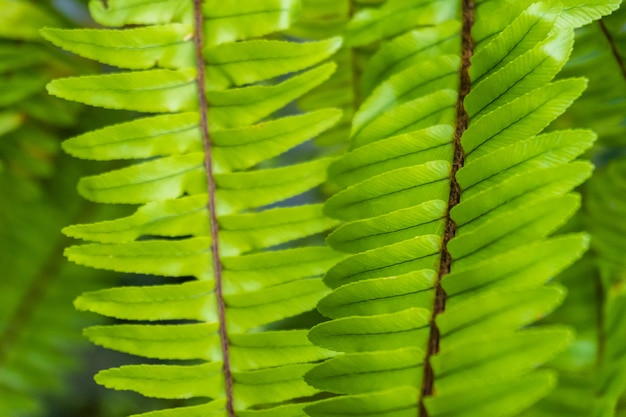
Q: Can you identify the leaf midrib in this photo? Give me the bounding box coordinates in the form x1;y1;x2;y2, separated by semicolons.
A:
419;1;475;415
192;1;235;415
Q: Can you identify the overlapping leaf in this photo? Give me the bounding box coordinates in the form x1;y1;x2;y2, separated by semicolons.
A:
290;0;457;148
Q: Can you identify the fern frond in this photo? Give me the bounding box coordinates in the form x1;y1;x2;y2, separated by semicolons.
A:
305;1;620;417
46;1;346;416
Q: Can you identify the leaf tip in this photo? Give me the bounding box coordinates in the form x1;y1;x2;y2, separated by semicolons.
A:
579;232;592;251
45;78;67;100
73;293;88;312
38;27;53;41
327;36;344;54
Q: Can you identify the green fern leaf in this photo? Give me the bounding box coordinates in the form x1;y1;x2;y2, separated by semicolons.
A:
304;1;620;417
45;0;345;416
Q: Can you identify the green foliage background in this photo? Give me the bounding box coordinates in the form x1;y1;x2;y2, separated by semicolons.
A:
1;0;625;417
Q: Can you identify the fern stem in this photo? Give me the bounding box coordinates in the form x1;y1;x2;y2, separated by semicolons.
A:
192;1;235;416
598;19;626;83
419;0;474;415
